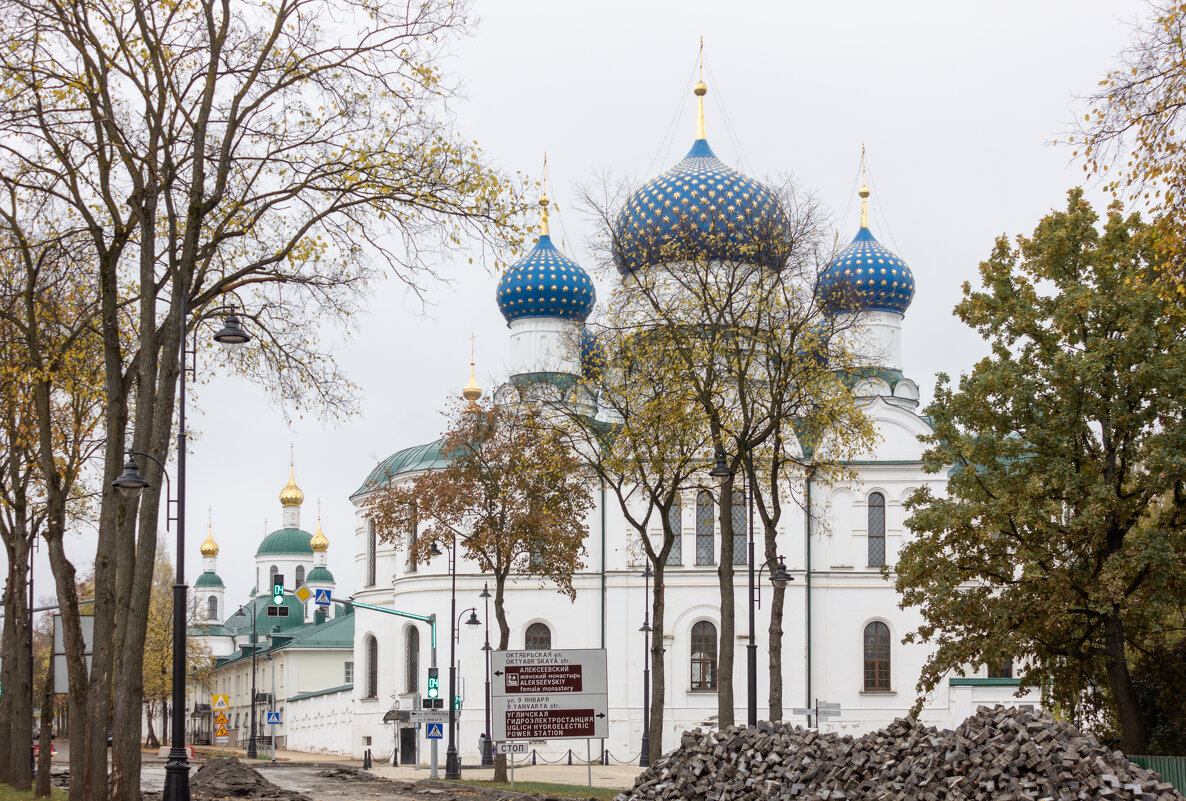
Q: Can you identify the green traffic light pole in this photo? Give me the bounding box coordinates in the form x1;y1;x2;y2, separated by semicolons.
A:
334;596;439;777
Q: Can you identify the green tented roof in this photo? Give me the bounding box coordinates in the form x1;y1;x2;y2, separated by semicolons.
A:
352;439;449;498
194;571;224;588
255;527;313;556
214;610;355;669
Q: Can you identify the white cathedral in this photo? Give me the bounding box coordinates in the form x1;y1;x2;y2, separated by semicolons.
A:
343;78;1039;764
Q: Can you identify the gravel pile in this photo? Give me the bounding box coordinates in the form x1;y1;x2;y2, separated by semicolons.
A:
619;705;1183;801
189;756;310;801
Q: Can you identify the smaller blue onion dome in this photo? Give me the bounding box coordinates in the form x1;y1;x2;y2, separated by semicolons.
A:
612;80;787;275
580;328;606;381
817;183;914;315
497;189;596;324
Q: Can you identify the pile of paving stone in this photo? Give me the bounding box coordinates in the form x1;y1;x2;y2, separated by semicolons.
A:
619;705;1184;801
188;756;310;801
314;765;384;781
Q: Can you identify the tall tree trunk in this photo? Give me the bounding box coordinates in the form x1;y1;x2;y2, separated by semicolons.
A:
492;575;510;783
0;581;13;786
36;650;54;798
5;527;33;790
764;519;785;722
716;472;736;729
1104;612;1146;754
145;700;158;749
649;564;666;764
43;530;90;801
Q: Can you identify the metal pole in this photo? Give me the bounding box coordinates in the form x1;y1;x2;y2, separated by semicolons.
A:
248;611;258;759
640;565;651;767
481;584;493;767
270;656;276;762
747;466;757;728
164;284;192;801
445;537;460;779
429;613;438;778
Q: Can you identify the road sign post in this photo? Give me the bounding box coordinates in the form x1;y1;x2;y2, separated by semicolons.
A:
491;649;609;742
213;695;230;746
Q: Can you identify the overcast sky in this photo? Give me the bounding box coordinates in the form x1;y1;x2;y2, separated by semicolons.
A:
9;0;1152;611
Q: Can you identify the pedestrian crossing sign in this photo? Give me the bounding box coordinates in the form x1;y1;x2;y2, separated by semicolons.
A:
267;711;281;725
426;723;443;740
314;588;331;607
213;695;229;711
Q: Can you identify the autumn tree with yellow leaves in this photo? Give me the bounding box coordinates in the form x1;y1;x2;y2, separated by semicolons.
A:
0;0;524;796
365;396;595;782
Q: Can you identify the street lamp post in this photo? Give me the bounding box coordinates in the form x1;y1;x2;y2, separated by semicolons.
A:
231;605;260;759
114;302;250;801
479;584;493;767
639;564;652;767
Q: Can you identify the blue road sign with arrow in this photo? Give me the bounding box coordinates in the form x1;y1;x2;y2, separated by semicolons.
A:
267;711;281;725
314;588;331;607
426;723;443;740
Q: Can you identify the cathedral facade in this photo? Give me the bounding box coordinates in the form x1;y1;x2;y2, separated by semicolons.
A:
346;79;1038;764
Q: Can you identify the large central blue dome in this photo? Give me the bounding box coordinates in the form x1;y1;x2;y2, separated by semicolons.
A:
612;139;786;275
496;234;596;324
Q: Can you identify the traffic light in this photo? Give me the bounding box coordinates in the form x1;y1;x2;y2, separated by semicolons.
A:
427;667;439;699
272;574;284;606
453;695;462;712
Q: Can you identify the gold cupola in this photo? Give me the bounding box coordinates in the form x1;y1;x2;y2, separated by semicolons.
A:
279;462;304;508
310;514;329;552
199;525;220;557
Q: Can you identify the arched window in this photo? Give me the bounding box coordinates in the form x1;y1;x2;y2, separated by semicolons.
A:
696;491;714;566
863;621;891;691
269;565;279;591
366;519;377;586
525;622;552;650
732;489;747;565
207;595;218;620
665;498;682;565
405;627;420;692
867;493;886;567
364;634;378;698
988;659;1014;679
295;565;305;588
690;621;717;691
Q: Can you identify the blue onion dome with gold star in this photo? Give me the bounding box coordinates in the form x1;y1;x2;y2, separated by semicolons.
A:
580;328;605;381
612;79;787;275
497;189;596;324
817;182;914;315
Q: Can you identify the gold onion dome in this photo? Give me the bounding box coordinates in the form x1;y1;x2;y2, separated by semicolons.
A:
279;464;304;507
199;526;219;557
310;517;329;552
463;362;482;403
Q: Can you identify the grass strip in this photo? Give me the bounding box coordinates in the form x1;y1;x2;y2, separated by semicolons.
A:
451;779;623;800
0;785;68;801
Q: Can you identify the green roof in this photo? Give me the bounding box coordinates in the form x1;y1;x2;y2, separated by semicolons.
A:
215;609;355;669
256;527;313;556
194;571;224;588
352;439;449;497
306;566;334;583
948;677;1022;687
288;684;353;703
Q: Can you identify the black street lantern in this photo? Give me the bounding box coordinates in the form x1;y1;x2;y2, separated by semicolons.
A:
709;449;733;483
212;313;251;351
465;610;480;629
113;454;151;498
770;558;793;589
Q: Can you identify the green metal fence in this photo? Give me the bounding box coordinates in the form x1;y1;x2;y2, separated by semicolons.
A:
1129;755;1186;794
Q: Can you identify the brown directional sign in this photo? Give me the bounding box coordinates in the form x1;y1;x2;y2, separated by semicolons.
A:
504;708;597;739
503;664;583;694
491;649;608;742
